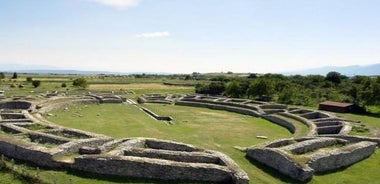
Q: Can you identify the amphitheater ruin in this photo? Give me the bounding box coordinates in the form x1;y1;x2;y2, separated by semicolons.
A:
0;92;379;183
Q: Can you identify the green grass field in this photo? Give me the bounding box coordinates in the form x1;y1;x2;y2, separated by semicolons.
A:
43;103;380;184
1;74;379;184
47;103;294;184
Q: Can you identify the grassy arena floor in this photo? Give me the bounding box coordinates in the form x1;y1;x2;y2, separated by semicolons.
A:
47;103;294;184
38;103;380;183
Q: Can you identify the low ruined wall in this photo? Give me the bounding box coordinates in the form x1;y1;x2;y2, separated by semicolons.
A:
124;148;221;164
38;99;99;114
318;135;380;145
307;141;377;172
0;113;26;119
246;148;313;182
140;107;173;121
301;112;330;120
57;137;113;154
265;139;295;148
71;155;235;183
0;139;61;168
259;104;287;109
283;138;347;154
317;125;343;134
180;98;260;112
0;101;32;110
28;132;71;145
176;101;261;117
0;124;29;134
262;115;296;134
278;112;317;136
145;138;199;152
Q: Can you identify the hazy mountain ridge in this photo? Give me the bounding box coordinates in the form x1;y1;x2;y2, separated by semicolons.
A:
1;63;380;76
283;63;380;76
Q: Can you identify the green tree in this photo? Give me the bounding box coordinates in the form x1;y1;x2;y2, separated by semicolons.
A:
225;81;242;98
0;72;5;79
73;78;88;88
247;79;274;98
12;72;17;79
325;71;342;85
32;80;41;88
26;77;33;82
278;86;296;104
207;82;225;95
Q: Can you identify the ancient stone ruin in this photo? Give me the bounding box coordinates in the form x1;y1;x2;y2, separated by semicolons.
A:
138;94;380;181
0;92;379;183
246;136;379;182
0;97;249;183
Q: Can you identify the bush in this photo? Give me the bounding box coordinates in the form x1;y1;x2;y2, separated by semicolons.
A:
73;78;88;88
32;80;41;88
26;77;33;82
12;72;17;79
61;83;67;88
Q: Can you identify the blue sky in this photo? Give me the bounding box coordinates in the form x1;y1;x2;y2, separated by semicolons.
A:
0;0;379;73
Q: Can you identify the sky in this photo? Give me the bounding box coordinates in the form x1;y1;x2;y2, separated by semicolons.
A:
0;0;379;73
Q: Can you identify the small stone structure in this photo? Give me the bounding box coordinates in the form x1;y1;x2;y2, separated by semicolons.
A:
246;136;379;182
137;94;179;104
87;92;125;103
140;107;173;122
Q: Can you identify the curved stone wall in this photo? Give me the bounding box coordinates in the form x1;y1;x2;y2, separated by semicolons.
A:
0;97;249;184
247;136;378;181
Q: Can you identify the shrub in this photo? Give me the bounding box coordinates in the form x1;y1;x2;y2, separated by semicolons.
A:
61;83;67;88
32;80;41;88
73;78;88;88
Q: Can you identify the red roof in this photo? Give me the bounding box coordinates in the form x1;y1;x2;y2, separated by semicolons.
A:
319;101;353;108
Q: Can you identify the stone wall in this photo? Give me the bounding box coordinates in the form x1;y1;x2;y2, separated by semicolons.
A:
319;135;380;145
140;107;173;121
180;97;261;112
123;148;222;164
278;112;317;136
262;115;296;134
27;132;71;145
307;141;377;172
57;137;113;154
283;138;347;154
176;101;261;117
145;138;199;152
247;136;379;182
0;101;32;110
301;112;330;120
37;99;99;114
0;113;27;119
0;139;61;168
71;155;237;183
246;148;314;181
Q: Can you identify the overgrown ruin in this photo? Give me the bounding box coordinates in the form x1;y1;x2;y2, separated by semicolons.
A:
0;93;378;182
0;94;249;183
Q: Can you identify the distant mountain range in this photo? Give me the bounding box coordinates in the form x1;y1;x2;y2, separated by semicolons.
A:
283;63;380;76
0;64;167;75
1;63;380;76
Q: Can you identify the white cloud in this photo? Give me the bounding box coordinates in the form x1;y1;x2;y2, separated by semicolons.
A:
136;32;170;39
90;0;140;9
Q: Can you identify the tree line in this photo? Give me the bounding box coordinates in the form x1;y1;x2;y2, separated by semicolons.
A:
195;72;380;110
